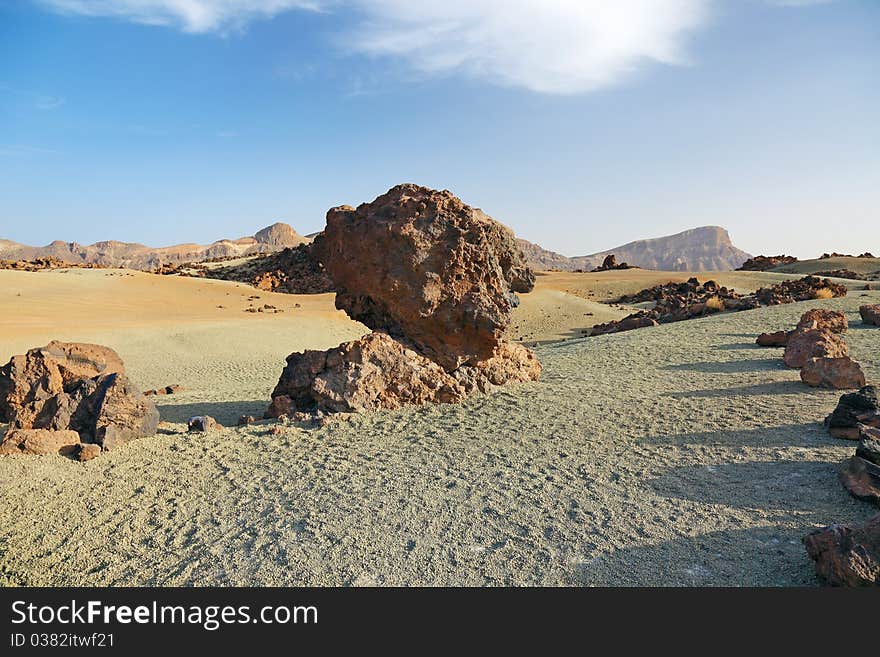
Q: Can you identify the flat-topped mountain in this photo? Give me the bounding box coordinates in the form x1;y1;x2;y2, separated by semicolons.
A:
518;226;752;272
0;222;309;271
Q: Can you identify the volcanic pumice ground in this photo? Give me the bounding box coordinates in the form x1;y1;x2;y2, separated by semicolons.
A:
0;267;876;585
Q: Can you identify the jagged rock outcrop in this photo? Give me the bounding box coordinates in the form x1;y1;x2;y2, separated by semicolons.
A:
591;254;636;273
268;185;541;418
312;183;534;370
0;342;159;457
804;513;880;586
267;332;467;416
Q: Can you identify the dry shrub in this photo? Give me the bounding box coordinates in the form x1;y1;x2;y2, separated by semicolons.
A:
706;296;725;312
813;287;835;300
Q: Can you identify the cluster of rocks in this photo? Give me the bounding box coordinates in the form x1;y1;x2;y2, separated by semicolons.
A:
756;309;865;389
591;278;755;336
820;252;876;259
0;257;105;272
0;342;159;461
754;276;848;305
861;304;880;326
266;184;541;417
198;244;334;295
591;254;637;272
736;255;798;271
803;387;880;586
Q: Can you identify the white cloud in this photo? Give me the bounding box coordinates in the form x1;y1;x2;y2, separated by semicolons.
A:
345;1;709;94
38;0;324;33
34;0;835;93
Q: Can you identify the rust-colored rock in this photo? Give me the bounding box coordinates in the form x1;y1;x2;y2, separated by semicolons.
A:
77;443;102;462
0;341;124;426
796;309;848;334
312;184;535;370
783;329;848;368
800;357;866;390
451;341;542;394
0;342;159;453
803;513;880;586
736;255;798;271
0;429;80;456
756;330;790;347
267;332;468;416
825;386;880;440
861;304;880;326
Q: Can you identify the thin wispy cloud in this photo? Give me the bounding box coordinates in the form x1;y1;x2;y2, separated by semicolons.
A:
33;0;836;94
38;0;325;33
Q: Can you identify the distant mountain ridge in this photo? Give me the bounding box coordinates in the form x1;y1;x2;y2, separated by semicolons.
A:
0;222;309;271
517;226;752;272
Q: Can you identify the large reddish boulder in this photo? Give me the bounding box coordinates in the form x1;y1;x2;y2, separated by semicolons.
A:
796;309;848;334
803;513;880;586
800;357;866;390
0;341;124;426
267;332;468;416
312;184;535;370
0;342;159;456
861;304;880;326
783;329;848;368
825;386;880;440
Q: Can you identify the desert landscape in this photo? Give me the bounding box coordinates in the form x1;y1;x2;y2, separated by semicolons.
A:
1;184;877;587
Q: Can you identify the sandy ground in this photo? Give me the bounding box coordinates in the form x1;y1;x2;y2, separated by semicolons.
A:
1;266;877;586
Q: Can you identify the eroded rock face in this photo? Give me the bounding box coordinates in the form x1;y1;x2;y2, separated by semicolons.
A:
800;357;866;390
840;431;880;505
267;332;467;415
825;386;880;440
783;329;848;368
0;341;124;425
451;341;543;394
796;309;848;334
0;342;159;457
861;305;880;326
803;513;880;586
312;184;535;370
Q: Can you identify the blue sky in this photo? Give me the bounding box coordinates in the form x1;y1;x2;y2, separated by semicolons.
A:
1;0;877;258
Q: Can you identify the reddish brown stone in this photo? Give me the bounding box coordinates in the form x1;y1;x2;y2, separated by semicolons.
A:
312;184;534;370
77;443;102;462
0;429;80;456
800;357;866;390
796;309;848;334
804;513;880;586
756;330;790;347
783;329;848;368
